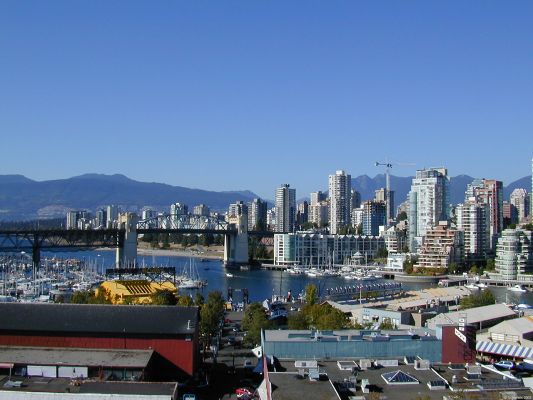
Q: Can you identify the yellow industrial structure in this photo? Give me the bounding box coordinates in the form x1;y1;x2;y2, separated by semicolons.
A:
98;280;178;304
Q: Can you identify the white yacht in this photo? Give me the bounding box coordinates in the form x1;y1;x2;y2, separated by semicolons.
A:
508;284;527;293
465;283;480;290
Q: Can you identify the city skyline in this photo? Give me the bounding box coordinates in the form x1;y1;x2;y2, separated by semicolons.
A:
1;2;533;199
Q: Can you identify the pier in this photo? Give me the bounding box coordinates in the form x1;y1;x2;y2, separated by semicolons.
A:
325;282;403;300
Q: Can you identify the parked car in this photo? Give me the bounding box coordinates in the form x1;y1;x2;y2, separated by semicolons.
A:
236;387;254;399
494;360;515;370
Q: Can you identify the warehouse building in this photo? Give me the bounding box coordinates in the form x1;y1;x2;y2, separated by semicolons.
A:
0;303;198;378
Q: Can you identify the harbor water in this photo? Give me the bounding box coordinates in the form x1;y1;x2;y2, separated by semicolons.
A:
25;249;533;306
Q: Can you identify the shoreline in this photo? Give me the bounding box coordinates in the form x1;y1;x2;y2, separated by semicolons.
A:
94;247;224;260
137;248;224;260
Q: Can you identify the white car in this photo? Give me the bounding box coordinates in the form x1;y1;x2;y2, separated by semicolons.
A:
494;360;514;370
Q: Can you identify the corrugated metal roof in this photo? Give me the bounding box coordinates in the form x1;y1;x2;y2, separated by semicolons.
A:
428;304;516;327
476;341;533;359
0;303;198;335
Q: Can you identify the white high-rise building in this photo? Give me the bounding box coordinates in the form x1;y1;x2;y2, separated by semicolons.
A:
456;197;490;262
106;205;118;228
408;168;449;252
328;170;351;234
495;229;533;280
510;188;530;224
193;204;210;217
466;179;503;250
275;184;296;232
310;191;326;206
248;198;267;231
309;201;328;227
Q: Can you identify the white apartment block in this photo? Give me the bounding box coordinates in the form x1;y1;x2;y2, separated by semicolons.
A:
328;170;351;234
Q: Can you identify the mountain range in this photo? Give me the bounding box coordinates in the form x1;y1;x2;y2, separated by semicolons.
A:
0;173;530;221
0;174;260;221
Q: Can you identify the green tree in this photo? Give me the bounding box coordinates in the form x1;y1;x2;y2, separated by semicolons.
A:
460;290;496;310
403;259;414;274
469;264;478;274
151;289;177;305
398;211;407;221
376;247;389;259
242;302;273;347
448;263;459;274
485;259;495;271
288;311;309;329
302;222;316;230
305;284;318;305
177;295;194;306
378;319;396;330
194;292;205;307
70;290;92;304
199;291;225;350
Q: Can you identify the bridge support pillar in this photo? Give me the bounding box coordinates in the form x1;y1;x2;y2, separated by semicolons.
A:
116;213;138;268
32;234;40;267
224;214;249;268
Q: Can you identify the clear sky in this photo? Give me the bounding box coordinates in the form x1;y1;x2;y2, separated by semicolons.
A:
1;1;532;198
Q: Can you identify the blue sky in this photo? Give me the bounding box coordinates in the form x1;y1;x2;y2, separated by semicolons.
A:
1;1;532;198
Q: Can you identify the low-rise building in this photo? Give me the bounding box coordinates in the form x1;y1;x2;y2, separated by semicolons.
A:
426;303;516;331
99;280;178;304
0;303;199;378
273;232;385;266
476;316;533;360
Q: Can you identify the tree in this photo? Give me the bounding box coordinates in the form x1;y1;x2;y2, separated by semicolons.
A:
288;311;309;329
71;290;92;304
460;290;496;310
305;284;318;305
376;247;388;259
194;292;205;307
71;288;111;304
199;291;225;350
378;319;396;330
403;259;414;274
151;289;177;305
398;211;407;221
448;263;459;274
242;302;273;347
469;264;478;274
177;295;194;306
485;259;495;271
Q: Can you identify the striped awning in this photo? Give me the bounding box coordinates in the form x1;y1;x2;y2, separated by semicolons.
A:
476;341;533;359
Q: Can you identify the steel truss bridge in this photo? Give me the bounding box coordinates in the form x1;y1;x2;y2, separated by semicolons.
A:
0;214;277;266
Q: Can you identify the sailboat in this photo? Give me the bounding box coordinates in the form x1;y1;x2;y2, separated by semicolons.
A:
178;258;206;289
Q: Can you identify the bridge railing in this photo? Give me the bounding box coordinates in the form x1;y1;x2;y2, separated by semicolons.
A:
137;214;231;231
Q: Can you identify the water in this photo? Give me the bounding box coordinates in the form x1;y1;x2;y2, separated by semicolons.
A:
41;250;533;305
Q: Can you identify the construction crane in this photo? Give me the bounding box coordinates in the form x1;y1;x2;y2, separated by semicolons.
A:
375;160;415;228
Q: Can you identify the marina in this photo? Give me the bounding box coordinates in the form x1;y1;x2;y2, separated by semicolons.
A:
2;250;533;307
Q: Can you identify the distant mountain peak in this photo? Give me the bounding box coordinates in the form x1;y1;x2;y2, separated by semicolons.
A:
71;173;132;182
0;174;35;184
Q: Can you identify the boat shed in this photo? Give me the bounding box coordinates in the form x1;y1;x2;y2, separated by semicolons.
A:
0;303;199;378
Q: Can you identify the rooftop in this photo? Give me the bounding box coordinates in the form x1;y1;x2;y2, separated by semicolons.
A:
0;303;198;336
0;346;153;368
268;372;339;400
426;303;516;328
263;328;438;343
0;376;177;397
